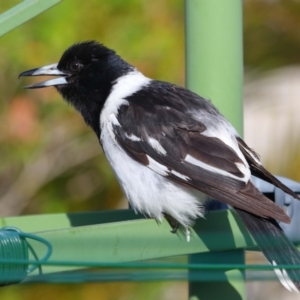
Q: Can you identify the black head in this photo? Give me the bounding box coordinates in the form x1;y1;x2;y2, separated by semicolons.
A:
19;41;133;136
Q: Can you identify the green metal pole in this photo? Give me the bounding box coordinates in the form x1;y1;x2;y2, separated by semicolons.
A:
185;1;245;299
0;0;62;37
185;0;243;133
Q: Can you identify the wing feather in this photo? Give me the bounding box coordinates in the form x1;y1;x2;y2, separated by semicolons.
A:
237;137;300;200
112;81;290;223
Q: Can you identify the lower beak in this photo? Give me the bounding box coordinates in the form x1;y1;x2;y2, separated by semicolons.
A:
19;63;69;89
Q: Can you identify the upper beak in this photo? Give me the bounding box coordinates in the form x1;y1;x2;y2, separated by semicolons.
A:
19;63;69;89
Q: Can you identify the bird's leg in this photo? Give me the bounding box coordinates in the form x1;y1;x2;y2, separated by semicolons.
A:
185;228;191;243
163;213;180;233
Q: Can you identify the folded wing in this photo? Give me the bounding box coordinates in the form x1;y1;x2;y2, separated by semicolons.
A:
111;81;290;224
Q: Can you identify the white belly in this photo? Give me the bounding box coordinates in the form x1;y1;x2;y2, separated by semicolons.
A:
99;70;205;227
100;127;206;228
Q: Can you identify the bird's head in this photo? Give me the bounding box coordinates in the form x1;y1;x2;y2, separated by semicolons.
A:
19;41;133;134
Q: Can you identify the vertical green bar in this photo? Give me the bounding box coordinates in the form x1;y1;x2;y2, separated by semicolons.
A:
185;0;245;299
185;0;243;134
189;250;245;300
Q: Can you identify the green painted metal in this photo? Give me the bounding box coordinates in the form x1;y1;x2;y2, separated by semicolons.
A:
185;0;244;299
185;0;243;134
0;210;255;276
0;210;144;232
189;250;245;300
0;0;62;37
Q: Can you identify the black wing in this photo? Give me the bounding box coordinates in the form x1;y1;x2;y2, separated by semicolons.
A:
237;137;300;200
112;81;290;223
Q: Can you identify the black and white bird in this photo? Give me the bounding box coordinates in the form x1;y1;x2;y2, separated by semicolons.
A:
20;41;300;291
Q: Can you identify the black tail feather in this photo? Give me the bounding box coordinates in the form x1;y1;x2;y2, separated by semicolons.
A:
235;208;300;291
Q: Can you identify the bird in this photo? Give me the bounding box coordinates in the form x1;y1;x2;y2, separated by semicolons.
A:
19;41;300;291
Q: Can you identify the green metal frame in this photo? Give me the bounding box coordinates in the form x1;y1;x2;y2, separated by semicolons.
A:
185;1;244;299
0;0;62;37
0;209;255;276
185;0;243;133
0;0;251;299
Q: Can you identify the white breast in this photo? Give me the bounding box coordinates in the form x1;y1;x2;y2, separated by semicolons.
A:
100;127;205;227
99;71;205;227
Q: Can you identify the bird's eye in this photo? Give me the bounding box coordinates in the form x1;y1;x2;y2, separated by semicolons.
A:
69;61;82;72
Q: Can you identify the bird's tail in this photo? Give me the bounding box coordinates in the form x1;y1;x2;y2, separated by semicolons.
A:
235;208;300;292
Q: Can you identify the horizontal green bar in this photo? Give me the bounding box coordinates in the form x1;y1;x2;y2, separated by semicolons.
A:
0;0;62;37
0;210;257;275
2;210;300;269
2;209;300;280
0;209;144;232
1;260;299;271
23;270;281;284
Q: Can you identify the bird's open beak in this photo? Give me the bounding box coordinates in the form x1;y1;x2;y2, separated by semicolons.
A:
19;63;69;89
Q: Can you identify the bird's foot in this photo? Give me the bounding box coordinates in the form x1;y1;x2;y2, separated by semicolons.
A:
164;213;180;233
163;213;191;242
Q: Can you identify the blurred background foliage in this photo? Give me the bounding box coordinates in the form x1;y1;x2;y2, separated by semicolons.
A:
0;0;300;299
